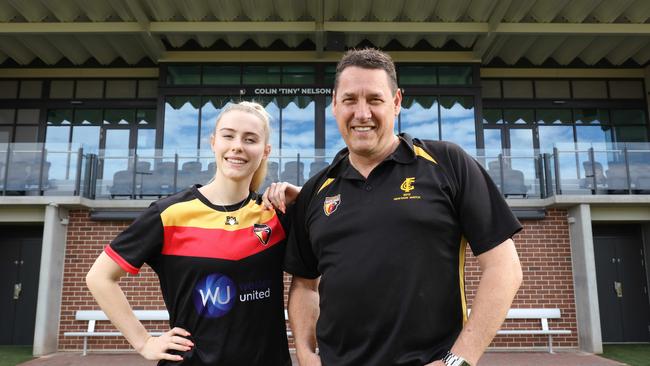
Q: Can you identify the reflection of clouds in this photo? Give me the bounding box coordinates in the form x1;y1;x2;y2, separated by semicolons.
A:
538;126;574;152
442;116;475;153
164;102;199;153
282;101;315;150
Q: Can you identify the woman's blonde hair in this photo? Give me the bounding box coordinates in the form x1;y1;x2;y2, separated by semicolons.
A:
213;101;272;192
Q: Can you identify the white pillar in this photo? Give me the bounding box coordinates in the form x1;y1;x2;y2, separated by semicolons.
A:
32;203;69;356
568;204;602;353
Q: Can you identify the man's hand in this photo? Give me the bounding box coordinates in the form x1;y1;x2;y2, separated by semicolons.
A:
262;182;301;213
136;327;193;362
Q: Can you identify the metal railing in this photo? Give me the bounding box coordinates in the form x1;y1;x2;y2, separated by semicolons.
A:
1;143;649;199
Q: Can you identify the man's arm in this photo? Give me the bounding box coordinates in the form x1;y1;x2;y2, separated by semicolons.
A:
428;238;522;366
288;276;321;366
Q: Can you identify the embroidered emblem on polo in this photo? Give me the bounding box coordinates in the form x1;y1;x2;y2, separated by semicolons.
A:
225;216;238;225
400;177;416;193
253;223;272;245
323;194;341;216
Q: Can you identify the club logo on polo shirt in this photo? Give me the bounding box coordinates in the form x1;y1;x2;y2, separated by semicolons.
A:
323;194;341;216
193;273;237;318
400;177;416;193
393;177;422;201
253;223;272;245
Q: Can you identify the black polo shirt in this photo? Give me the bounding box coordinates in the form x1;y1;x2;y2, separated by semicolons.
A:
285;133;522;366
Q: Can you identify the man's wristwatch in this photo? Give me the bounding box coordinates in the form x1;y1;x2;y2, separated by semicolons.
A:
441;351;471;366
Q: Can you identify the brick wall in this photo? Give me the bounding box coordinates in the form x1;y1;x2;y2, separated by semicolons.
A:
464;208;577;349
59;208;577;352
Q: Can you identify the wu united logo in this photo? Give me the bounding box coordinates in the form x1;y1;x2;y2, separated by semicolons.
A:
323;194;341;216
400;177;416;193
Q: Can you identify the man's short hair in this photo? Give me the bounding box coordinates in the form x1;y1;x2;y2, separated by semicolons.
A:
334;48;398;95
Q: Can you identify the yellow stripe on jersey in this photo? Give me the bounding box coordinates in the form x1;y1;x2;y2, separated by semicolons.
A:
459;237;468;325
413;145;438;164
159;198;277;230
317;178;335;194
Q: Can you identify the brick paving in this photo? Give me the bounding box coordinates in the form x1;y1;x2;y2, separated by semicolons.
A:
18;351;625;366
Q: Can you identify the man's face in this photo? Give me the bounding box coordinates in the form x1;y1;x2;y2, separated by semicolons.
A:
332;66;401;160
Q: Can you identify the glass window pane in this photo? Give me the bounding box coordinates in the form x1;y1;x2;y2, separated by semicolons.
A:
438;66;472;85
572;80;607;99
136;109;156;125
281;96;315;151
537;109;572;124
509;129;534;151
104;109;134;125
325;96;345;153
203;66;240;85
440;96;476;154
106;80;137;99
504;109;533;124
45;126;70;144
137;128;156;155
611;109;646;125
483;129;502;150
164;96;200;154
283;65;315;85
483;109;503;124
71;126;100;152
138;79;158;98
324;65;336;86
535;80;570;99
609;80;644;99
74;109;102;125
576;125;613;145
243;66;281;84
574;108;609;124
0;81;18;99
615;126;648;143
167;65;201;85
75;80;104;99
49;80;74;99
199;96;236;151
0;109;15;124
481;80;501;98
47;109;73;125
283;73;315;85
399;66;436;85
538;125;574;152
503;80;533;99
19;80;42;99
400;96;439;140
0;126;12;143
16;109;40;125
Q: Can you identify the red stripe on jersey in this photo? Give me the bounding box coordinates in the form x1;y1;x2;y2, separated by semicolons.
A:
104;245;140;274
161;215;286;261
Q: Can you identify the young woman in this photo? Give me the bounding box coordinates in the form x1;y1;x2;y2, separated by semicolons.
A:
86;101;297;365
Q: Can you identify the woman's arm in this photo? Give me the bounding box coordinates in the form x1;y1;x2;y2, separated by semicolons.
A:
86;252;193;362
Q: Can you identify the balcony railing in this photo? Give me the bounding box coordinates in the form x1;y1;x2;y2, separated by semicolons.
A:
1;143;649;199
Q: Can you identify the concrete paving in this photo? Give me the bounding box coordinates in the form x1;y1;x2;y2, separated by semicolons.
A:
18;350;626;366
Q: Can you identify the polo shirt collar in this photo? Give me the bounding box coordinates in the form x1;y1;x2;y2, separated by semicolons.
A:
325;133;418;179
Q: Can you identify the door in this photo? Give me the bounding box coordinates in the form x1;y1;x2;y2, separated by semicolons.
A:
0;228;42;345
594;225;650;343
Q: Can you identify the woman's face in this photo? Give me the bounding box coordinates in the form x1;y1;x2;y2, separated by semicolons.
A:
211;110;270;184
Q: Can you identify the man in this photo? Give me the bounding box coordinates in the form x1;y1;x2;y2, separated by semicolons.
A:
284;49;523;366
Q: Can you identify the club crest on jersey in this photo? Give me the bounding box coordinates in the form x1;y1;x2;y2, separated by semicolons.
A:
253;223;272;245
323;194;341;216
225;216;238;226
400;177;416;193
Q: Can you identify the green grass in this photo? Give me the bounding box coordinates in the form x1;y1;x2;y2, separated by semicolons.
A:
602;344;650;366
0;346;34;366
